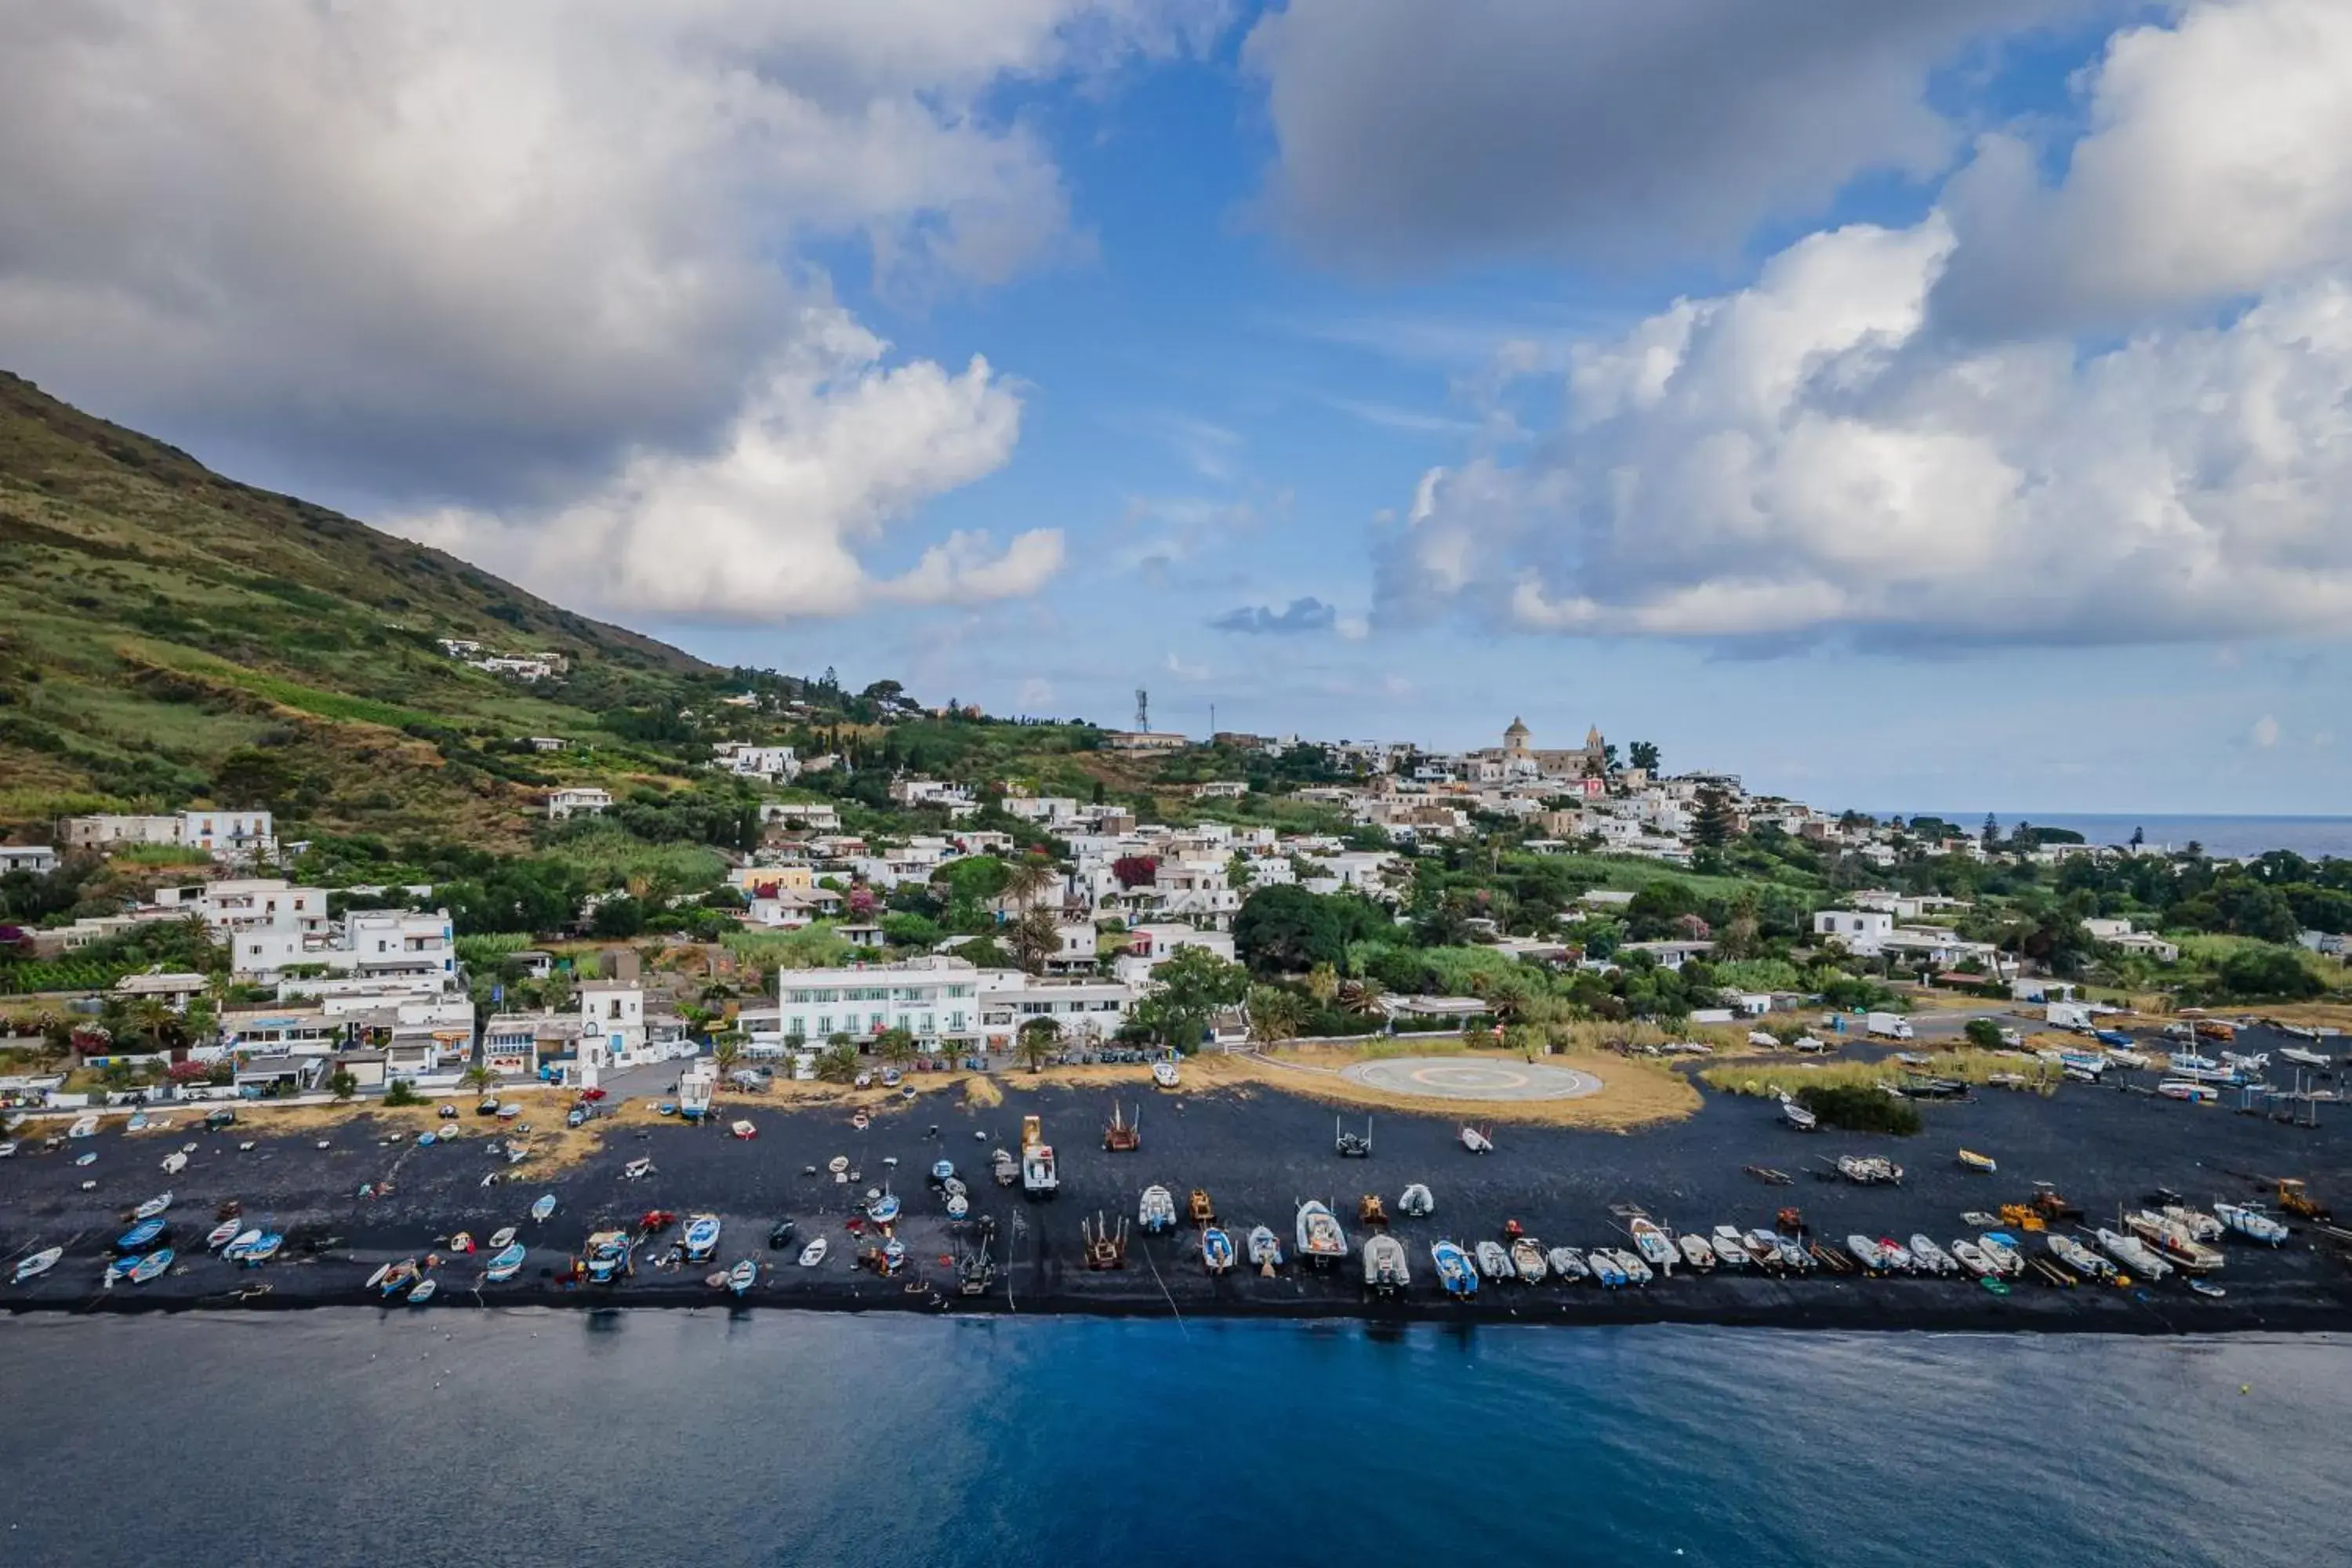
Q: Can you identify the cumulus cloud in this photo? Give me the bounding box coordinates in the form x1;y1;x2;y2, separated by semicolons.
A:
1374;1;2352;650
2252;715;2282;749
1244;0;2100;266
1210;597;1340;635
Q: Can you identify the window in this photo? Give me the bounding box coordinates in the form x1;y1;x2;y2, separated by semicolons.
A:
916;1015;933;1035
816;1016;834;1036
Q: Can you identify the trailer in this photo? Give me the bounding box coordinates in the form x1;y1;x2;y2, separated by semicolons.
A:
1866;1011;1914;1041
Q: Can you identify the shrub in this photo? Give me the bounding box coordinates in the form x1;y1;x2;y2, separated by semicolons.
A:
382;1079;423;1107
1795;1083;1922;1136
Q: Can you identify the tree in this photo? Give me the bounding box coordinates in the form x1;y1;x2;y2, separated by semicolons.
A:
711;1034;743;1085
2216;946;2323;1000
130;995;175;1054
2130;825;2145;848
1338;978;1388;1018
1001;855;1060;909
1982;814;2001;847
1007;906;1063;973
1017;1016;1062;1072
814;1041;861;1083
1303;963;1341;1006
328;1069;358;1102
1691;785;1737;849
1131;946;1249;1054
1245;985;1305;1047
1963;1018;2003;1051
462;1064;495;1095
1111;855;1159;890
877;1026;918;1070
1233;884;1385;976
590;895;645;939
1628;740;1661;773
383;1079;423;1107
1225;853;1254;891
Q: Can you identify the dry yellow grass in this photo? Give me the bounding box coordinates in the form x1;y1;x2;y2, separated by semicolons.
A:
1702;1047;2058;1098
1221;1043;1700;1131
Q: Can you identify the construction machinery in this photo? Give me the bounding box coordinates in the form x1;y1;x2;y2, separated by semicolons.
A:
1358;1193;1388;1228
1188;1187;1216;1226
2029;1181;2083;1222
2278;1178;2331;1221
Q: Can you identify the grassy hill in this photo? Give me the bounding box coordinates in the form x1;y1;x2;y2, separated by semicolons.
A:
0;370;726;848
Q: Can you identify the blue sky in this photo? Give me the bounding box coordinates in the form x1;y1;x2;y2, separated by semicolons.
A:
5;2;2349;813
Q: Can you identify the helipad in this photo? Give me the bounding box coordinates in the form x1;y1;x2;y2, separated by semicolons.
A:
1339;1057;1604;1102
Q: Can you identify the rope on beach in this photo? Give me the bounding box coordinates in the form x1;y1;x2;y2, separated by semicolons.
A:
1141;1238;1188;1340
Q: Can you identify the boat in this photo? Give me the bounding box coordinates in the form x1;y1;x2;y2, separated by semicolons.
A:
1628;1218;1678;1274
1247;1226;1283;1271
12;1247;61;1284
622;1157;653;1181
930;1159;956;1185
0;1142;14;1159
2278;1045;2331;1070
2161;1204;2222;1242
1548;1246;1589;1282
2046;1233;2116;1283
160;1151;187;1176
946;1193;969;1220
1587;1249;1628;1288
204;1219;241;1250
448;1231;475;1254
488;1226;517;1250
1152;1059;1180;1089
767;1218;797;1250
797;1237;828;1267
2095;1227;2171;1280
74;1152;96;1167
2189;1277;2228;1298
485;1242;527;1282
1398;1183;1434;1218
528;1193;557;1224
730;1120;757;1140
1741;1229;1783;1269
1474;1239;1512;1279
115;1218;167;1252
1836;1154;1904;1185
1907;1236;1958;1276
1778;1094;1817;1132
220;1226;262;1259
2214;1202;2289;1246
408;1278;437;1305
129;1248;174;1285
1846;1235;1886;1272
68;1114;99;1139
2126;1211;2224;1273
1976;1234;2024;1277
585;1231;633;1283
1950;1239;1995;1276
1510;1236;1548;1283
2157;1080;2220;1102
1431;1240;1478;1298
379;1258;418;1297
1775;1236;1815;1272
1709;1225;1750;1269
496;1102;523;1120
1296;1201;1348;1266
684;1214;721;1262
1677;1233;1717;1271
1607;1247;1653;1286
1361;1232;1408;1292
1138;1185;1177;1234
126;1111;148;1133
1203;1227;1236;1275
133;1191;172;1221
867;1191;902;1226
1459;1124;1493;1154
1957;1149;1997;1174
727;1258;757;1295
1876;1238;1916;1274
1021;1128;1058;1197
2105;1048;2152;1070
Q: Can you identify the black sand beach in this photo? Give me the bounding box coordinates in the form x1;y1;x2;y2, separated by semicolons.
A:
6;1039;2350;1334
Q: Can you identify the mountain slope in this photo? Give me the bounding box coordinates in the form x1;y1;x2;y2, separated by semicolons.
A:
0;371;722;845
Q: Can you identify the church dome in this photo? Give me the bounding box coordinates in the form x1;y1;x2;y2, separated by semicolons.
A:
1504;717;1530;739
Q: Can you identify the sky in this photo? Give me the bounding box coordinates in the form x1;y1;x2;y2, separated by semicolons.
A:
3;2;2350;815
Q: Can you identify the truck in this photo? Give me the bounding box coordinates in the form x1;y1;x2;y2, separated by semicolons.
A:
1865;1011;1914;1041
2046;1001;2096;1031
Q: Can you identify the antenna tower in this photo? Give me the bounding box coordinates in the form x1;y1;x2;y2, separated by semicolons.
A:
1134;688;1149;731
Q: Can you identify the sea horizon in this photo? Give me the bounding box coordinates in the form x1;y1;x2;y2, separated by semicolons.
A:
1866;812;2352;859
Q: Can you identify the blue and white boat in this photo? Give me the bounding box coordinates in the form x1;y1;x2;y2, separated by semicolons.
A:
1139;1185;1177;1234
726;1258;757;1295
128;1248;174;1284
105;1254;140;1284
930;1160;955;1185
238;1232;283;1265
1587;1249;1628;1288
408;1278;437;1305
485;1242;528;1282
220;1227;262;1260
416;1131;438;1148
2213;1202;2290;1246
1247;1226;1283;1270
586;1231;633;1283
116;1218;167;1252
528;1192;557;1223
13;1246;63;1283
74;1152;96;1167
1431;1239;1478;1298
126;1112;148;1133
866;1191;902;1225
132;1191;173;1221
1202;1227;1235;1274
683;1214;721;1262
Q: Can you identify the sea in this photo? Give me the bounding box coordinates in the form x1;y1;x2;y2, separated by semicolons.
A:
1893;814;2352;860
2;1311;2343;1566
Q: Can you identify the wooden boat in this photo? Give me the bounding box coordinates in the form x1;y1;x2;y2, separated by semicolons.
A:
1835;1154;1904;1185
1627;1218;1678;1274
586;1231;633;1283
161;1151;187;1176
2126;1212;2224;1273
1778;1094;1817;1132
1741;1229;1782;1269
379;1258;418;1296
2095;1227;2171;1280
867;1190;902;1226
408;1278;437;1305
767;1218;798;1250
1459;1124;1494;1154
1431;1240;1478;1298
2213;1202;2288;1246
129;1248;174;1285
1247;1226;1283;1272
116;1218;166;1252
1295;1201;1347;1266
727;1258;757;1295
12;1247;62;1283
731;1120;758;1140
1202;1227;1236;1275
484;1243;526;1282
1398;1183;1434;1218
1103;1104;1141;1152
0;1142;14;1159
1138;1185;1177;1233
1189;1188;1215;1225
1775;1236;1815;1272
1677;1233;1716;1271
1907;1236;1958;1276
2188;1277;2227;1298
1548;1246;1589;1282
1361;1232;1407;1293
1509;1237;1548;1283
684;1214;721;1261
488;1226;517;1251
946;1193;969;1220
1957;1149;1997;1174
220;1226;262;1259
2157;1080;2220;1102
1473;1239;1512;1279
2161;1205;2222;1242
204;1219;241;1250
851;1110;870;1131
133;1192;172;1221
797;1237;828;1268
528;1193;557;1223
1152;1059;1180;1089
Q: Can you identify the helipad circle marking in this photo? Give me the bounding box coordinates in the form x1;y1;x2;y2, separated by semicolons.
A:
1339;1056;1604;1102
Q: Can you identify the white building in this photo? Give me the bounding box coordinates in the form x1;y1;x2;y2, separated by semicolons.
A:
774;956;985;1051
58;811;275;861
0;845;59;874
155;878;329;937
546;787;612;820
226;906;454;987
1001;795;1080;827
975;973;1137;1049
1812;909;1896;946
714;742;800;782
1111;924;1236;988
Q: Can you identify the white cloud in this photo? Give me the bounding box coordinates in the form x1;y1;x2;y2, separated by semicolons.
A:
1163;652;1214;681
1375;2;2352;650
1245;0;2101;266
2252;714;2281;749
397;310;1059;620
1016;677;1058;711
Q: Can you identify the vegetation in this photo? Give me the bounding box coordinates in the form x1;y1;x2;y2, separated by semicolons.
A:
1794;1083;1922;1137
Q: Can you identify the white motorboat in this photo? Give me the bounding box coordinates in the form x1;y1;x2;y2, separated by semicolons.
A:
1778;1094;1817;1132
161;1151;187;1175
2278;1045;2331;1070
1846;1235;1886;1272
1606;1247;1652;1287
1976;1235;2024;1277
2160;1205;2222;1242
1775;1236;1815;1272
1473;1239;1512;1279
1547;1246;1589;1282
1907;1236;1958;1276
1138;1185;1177;1234
1627;1218;1678;1275
1459;1124;1494;1154
1361;1233;1410;1293
1949;1239;1995;1277
2126;1211;2224;1273
1876;1238;1917;1274
1151;1059;1180;1089
1676;1232;1716;1270
2157;1080;2219;1102
2045;1233;2116;1283
1432;1240;1478;1298
797;1237;829;1268
683;1214;722;1262
1708;1225;1750;1269
68;1114;100;1139
2095;1227;2172;1280
1246;1225;1283;1270
12;1247;62;1284
1296;1202;1348;1266
1740;1229;1780;1269
1398;1183;1435;1218
1585;1249;1627;1288
2213;1202;2289;1246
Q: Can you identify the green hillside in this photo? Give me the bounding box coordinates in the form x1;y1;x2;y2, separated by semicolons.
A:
0;370;730;847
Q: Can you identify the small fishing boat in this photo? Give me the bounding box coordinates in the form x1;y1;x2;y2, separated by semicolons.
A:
485;1242;527;1282
74;1152;96;1167
241;1232;284;1265
931;1159;956;1185
1677;1233;1717;1271
767;1218;797;1250
731;1120;757;1140
220;1226;263;1259
379;1258;418;1297
2188;1276;2227;1298
1957;1149;1997;1174
200;1219;240;1250
116;1218;167;1252
2126;1212;2224;1273
13;1247;62;1283
1247;1225;1283;1271
1459;1124;1493;1154
1361;1232;1407;1292
488;1226;517;1250
1431;1240;1478;1298
946;1193;969;1220
2095;1227;2170;1280
1846;1235;1886;1272
2105;1048;2152;1070
129;1248;173;1285
851;1111;870;1131
1835;1154;1904;1185
529;1192;557;1224
2161;1205;2223;1242
1949;1238;1995;1277
727;1258;757;1295
1398;1182;1434;1218
68;1114;99;1139
1709;1225;1750;1269
1548;1246;1590;1282
1152;1059;1180;1089
408;1278;438;1305
2157;1080;2220;1102
1203;1226;1236;1275
1741;1229;1782;1269
867;1191;902;1226
365;1262;392;1290
2278;1044;2331;1070
2045;1233;2115;1283
1607;1247;1653;1286
1138;1185;1177;1234
1474;1239;1512;1279
1876;1238;1916;1274
1627;1218;1678;1275
1510;1236;1548;1283
586;1231;633;1283
797;1237;828;1268
133;1191;172;1221
496;1102;523;1120
161;1151;187;1176
0;1142;14;1158
1907;1236;1958;1276
684;1214;721;1262
2213;1202;2289;1246
448;1231;475;1253
126;1111;148;1133
416;1131;438;1149
1778;1094;1817;1132
1586;1249;1628;1288
1296;1201;1348;1266
1976;1234;2024;1278
1776;1236;1815;1273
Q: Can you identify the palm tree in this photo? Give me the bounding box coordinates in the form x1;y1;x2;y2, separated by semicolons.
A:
461;1064;495;1096
1338;978;1388;1018
814;1041;861;1083
1016;1017;1061;1073
1001;855;1059;911
130;995;174;1054
1007;907;1062;974
1303;964;1340;1007
711;1033;743;1087
877;1026;918;1072
1245;985;1305;1048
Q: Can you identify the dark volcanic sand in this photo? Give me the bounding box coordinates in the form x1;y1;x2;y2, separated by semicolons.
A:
6;1038;2350;1334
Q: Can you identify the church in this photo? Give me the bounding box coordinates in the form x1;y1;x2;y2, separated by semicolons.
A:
1485;717;1610;781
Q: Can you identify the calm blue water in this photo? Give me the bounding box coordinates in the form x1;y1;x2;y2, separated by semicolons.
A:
2;1311;2343;1566
1895;814;2352;859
